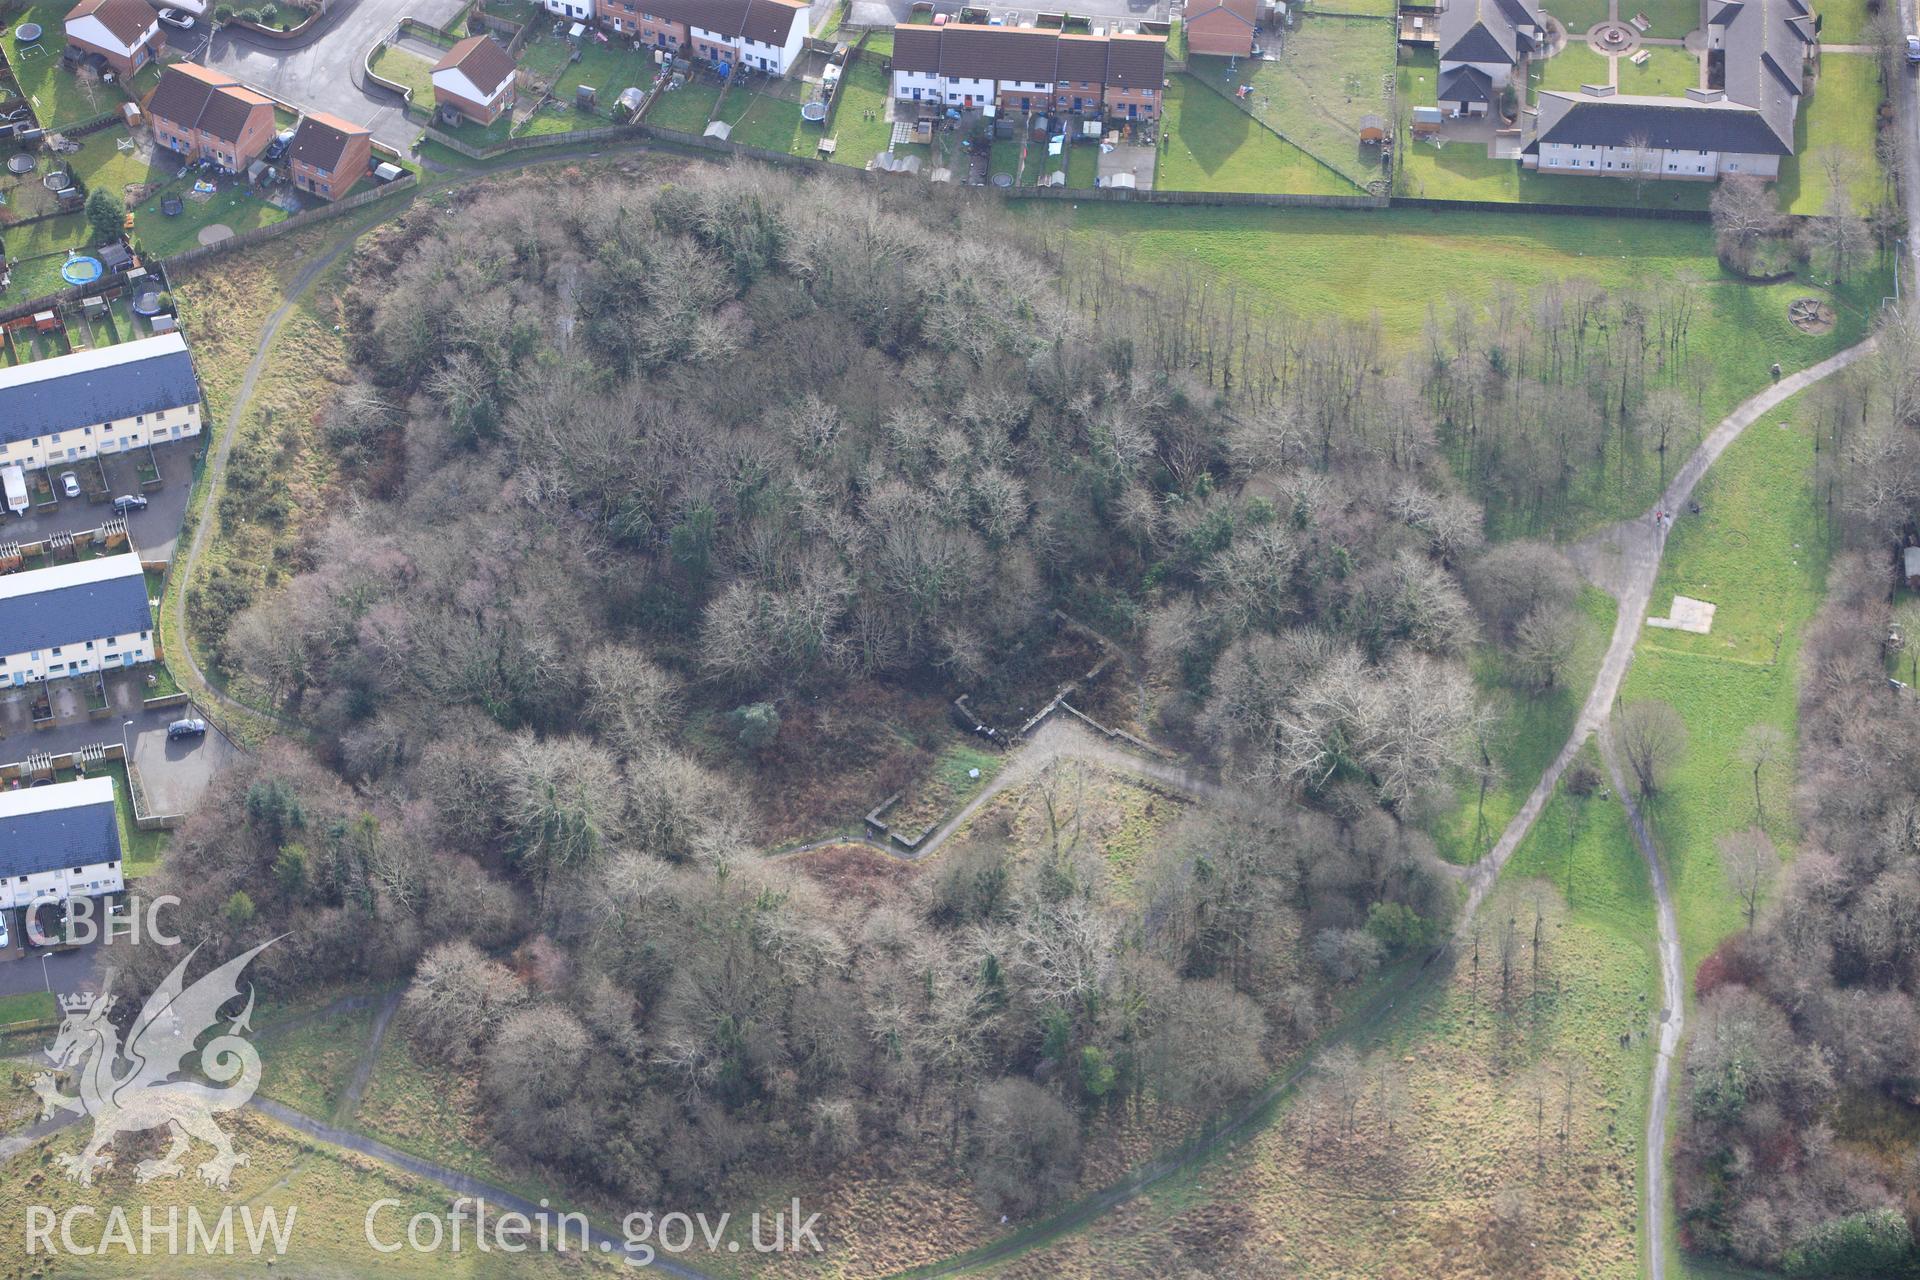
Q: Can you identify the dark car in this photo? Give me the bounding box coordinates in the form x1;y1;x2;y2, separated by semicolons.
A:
112;493;147;514
167;718;207;740
265;131;293;162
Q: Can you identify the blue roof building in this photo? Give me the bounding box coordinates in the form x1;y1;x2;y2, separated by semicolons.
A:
0;554;155;684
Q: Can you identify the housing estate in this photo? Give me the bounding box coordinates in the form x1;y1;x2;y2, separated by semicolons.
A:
889;25;1167;121
1523;0;1815;179
0;778;126;954
287;111;372;200
0;333;202;474
597;0;810;77
1435;0;1543;117
148;63;277;172
1183;0;1260;59
432;34;519;124
0;554;155;685
62;0;163;79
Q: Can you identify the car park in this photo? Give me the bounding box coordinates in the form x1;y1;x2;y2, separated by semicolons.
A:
167;718;208;740
59;472;79;499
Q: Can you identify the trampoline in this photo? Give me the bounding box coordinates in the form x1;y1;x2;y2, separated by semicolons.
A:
42;171;66;190
6;153;32;174
800;100;826;122
131;290;164;316
15;22;40;41
60;255;103;285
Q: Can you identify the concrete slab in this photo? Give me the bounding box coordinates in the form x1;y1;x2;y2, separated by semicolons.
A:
1647;595;1716;634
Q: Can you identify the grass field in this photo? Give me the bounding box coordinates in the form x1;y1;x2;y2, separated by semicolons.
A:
1429;587;1618;865
1007;782;1657;1278
1048;203;1884;536
1633;0;1706;38
1191;14;1396;188
1619;45;1702;97
1534;41;1612;93
1813;0;1875;42
257;1000;378;1119
516;29;655;110
1542;0;1611;32
647;78;722;131
1778;53;1887;215
369;44;437;107
1619;389;1828;987
1067;138;1098;187
1157;74;1363;195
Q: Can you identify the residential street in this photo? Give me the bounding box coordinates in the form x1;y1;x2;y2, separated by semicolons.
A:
201;0;468;151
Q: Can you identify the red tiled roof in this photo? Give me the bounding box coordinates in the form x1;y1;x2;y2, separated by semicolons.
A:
65;0;156;49
435;34;517;96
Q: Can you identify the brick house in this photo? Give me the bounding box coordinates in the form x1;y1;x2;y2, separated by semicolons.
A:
890;24;1165;121
287;111;371;200
599;0;808;76
431;34;518;124
1183;0;1258;58
63;0;163;79
146;63;276;172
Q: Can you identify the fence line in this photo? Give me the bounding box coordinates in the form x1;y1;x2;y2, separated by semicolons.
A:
160;174;421;268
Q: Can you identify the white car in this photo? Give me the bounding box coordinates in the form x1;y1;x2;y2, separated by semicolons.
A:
59;471;79;498
157;7;195;28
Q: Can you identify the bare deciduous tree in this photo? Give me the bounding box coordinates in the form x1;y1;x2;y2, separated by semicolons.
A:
1616;700;1688;798
1719;826;1779;932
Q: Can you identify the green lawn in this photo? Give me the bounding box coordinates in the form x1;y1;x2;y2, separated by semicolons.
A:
1066;137;1098;187
646;78;723;132
1541;0;1611;33
1813;0;1874;42
989;135;1020;183
517;30;655;112
824;57;892;168
1399;54;1714;209
1777;53;1887;215
1158;74;1363;195
0;992;56;1027
1534;41;1612;93
1051;203;1886;536
2;210;93;300
1429;586;1618;865
1620;388;1829;988
3;0;134;129
1190;14;1396;188
1619;45;1701;97
369;44;437;107
725;89;810;157
1628;0;1706;38
257;1000;378;1119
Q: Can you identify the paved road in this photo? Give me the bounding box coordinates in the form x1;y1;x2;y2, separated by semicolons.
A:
202;0;466;151
1898;2;1920;291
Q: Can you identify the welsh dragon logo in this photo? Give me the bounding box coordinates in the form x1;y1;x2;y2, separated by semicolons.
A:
33;939;275;1190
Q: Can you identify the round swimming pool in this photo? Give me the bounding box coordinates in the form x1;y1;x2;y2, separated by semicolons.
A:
61;255;103;285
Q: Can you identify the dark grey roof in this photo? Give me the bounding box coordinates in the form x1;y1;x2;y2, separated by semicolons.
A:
1438;0;1539;65
1438;63;1493;103
0;560;153;656
1713;0;1812;149
1528;90;1792;154
0;793;121;878
0;335;200;448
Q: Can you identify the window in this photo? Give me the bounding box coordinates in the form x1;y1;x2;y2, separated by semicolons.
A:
50;647;60;657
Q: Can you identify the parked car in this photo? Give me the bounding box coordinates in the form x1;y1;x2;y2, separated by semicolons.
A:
157;8;194;28
59;471;79;498
265;131;293;162
112;493;148;514
167;718;207;740
1907;34;1920;62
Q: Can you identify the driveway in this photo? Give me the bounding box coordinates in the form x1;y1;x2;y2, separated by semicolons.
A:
201;0;469;151
129;717;236;817
0;440;198;563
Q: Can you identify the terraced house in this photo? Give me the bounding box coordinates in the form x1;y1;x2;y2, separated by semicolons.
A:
1524;0;1815;179
0;333;203;474
147;63;276;172
597;0;810;76
0;554;155;685
0;778;126;956
889;25;1166;121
